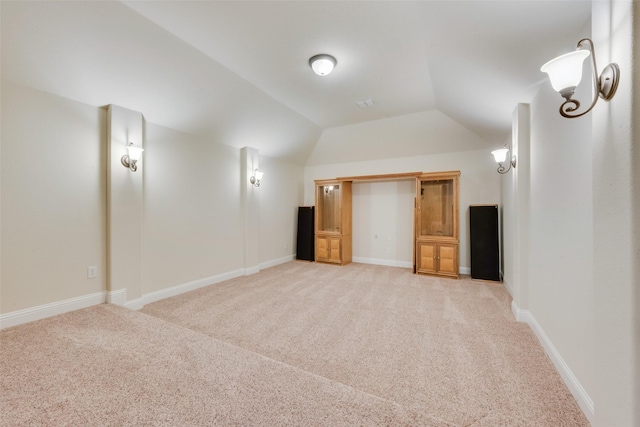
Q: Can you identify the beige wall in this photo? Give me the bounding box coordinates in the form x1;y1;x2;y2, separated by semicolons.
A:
537;78;594;382
0;82;306;318
1;81;107;313
142;122;245;294
108;105;144;302
503;54;596;426
258;155;305;265
306;109;493;166
592;1;639;424
352;180;415;267
502;2;640;424
528;70;595;411
139;121;306;296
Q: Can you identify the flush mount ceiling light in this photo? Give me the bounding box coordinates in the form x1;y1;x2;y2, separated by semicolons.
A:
541;38;620;118
309;54;337;76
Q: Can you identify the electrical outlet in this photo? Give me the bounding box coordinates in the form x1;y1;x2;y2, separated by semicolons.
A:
87;266;98;279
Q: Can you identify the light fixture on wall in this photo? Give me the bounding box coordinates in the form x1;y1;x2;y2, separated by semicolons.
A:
491;145;516;174
324;185;334;195
541;38;620;118
309;54;337;76
121;142;144;172
250;169;264;187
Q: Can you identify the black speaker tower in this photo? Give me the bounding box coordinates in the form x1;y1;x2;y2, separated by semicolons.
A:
469;205;500;281
296;206;315;261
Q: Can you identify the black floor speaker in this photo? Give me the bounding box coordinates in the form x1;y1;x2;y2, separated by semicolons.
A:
296;206;315;261
470;205;500;281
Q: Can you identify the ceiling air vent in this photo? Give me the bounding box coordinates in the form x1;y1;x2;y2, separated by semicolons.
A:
356;99;376;108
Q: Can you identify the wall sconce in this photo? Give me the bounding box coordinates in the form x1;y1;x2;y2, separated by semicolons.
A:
324;185;334;195
309;54;337;76
491;145;516;174
249;169;264;187
121;142;144;172
541;38;620;118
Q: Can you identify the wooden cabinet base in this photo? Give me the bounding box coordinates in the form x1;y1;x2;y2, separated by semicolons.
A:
315;235;352;265
416;240;459;278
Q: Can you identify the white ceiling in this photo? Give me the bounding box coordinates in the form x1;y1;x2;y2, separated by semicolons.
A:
1;1;591;165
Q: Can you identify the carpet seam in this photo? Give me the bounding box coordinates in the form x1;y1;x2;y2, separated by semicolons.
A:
133;305;413;414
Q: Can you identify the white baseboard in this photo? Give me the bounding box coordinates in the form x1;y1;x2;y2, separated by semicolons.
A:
260;254;295;270
0;291;106;329
459;266;471;275
502;279;514;297
511;301;594;424
0;257;298;329
138;257;295;307
510;299;527;322
143;256;295;306
352;257;413;269
107;289;127;306
244;265;260;276
141;268;246;306
124;297;145;311
143;256;294;306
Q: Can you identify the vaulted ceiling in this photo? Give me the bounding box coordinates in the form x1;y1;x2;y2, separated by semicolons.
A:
1;1;591;165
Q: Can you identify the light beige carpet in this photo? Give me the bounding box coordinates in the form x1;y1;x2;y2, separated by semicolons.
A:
1;303;427;426
1;262;589;426
141;262;589;426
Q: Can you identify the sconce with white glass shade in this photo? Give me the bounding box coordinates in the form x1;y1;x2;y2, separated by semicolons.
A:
491;145;516;174
541;38;620;118
250;169;264;187
121;142;144;172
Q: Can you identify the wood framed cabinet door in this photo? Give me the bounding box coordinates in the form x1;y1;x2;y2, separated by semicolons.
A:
417;241;437;274
415;171;460;278
436;243;459;277
328;237;342;263
315;236;342;264
316;235;330;262
314;179;352;265
416;241;459;277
